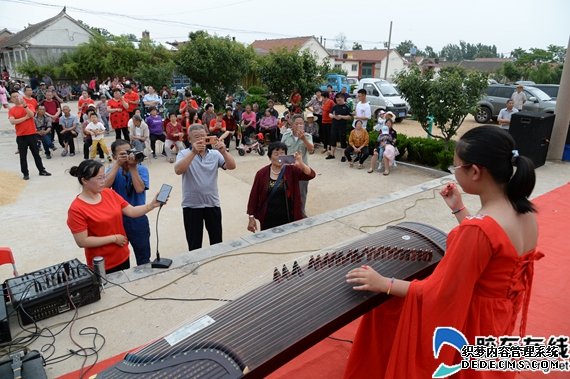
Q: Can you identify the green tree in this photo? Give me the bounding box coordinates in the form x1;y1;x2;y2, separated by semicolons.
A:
258;48;326;103
424;46;437;58
395;66;487;146
440;43;463;61
352;42;363;50
499;61;522;82
506;46;565;83
134;62;176;90
16;34;176;83
547;44;566;63
395;40;420;56
176;31;255;109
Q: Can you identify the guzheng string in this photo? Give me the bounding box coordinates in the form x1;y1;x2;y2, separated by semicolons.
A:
126;224;443;371
130;229;435;368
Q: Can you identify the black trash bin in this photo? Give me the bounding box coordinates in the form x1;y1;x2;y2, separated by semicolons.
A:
509;111;555;168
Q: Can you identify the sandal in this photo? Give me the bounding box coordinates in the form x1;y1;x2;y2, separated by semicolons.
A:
367;168;373;173
383;170;390;176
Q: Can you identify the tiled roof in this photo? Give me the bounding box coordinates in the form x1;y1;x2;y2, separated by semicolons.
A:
0;8;90;49
250;36;314;53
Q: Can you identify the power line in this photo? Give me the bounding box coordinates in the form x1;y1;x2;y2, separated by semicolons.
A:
0;0;385;47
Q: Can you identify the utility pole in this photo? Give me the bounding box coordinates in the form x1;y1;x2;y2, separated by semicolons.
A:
384;21;393;80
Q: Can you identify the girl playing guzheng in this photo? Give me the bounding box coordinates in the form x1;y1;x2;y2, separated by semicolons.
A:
344;125;543;379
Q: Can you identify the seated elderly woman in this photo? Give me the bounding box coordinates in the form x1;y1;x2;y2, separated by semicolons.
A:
247;141;316;232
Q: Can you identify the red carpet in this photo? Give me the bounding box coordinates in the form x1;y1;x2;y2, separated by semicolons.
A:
60;183;570;379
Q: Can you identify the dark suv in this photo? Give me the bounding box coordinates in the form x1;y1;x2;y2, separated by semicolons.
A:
475;84;556;123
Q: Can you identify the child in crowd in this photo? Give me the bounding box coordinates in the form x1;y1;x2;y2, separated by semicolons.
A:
85;113;112;162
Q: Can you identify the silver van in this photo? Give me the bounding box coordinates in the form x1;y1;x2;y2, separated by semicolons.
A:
356;78;409;122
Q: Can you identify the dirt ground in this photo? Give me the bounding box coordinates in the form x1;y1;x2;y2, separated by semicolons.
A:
388;115;480;139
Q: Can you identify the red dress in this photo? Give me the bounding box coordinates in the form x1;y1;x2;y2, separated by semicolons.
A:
344;216;543;379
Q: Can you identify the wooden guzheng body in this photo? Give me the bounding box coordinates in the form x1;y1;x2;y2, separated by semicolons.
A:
97;221;447;378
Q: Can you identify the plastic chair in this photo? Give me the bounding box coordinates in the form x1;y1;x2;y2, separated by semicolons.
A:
0;247;18;277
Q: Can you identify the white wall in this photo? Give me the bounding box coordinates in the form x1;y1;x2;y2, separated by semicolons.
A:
383;51;406;80
300;39;330;64
336;61;359;77
28;17;91;47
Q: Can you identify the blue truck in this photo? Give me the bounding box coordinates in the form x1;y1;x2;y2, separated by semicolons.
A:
319;74;351;93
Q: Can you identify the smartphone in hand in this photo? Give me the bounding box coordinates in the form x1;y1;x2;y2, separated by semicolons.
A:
278;155;296;165
157;184;173;204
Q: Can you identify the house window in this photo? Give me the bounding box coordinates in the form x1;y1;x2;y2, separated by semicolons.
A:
334;63;342;69
351;64;358;71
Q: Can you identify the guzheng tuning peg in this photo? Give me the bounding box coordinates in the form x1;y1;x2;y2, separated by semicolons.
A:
328;252;336;267
314;255;322;270
292;261;303;277
273;268;281;282
282;264;290;278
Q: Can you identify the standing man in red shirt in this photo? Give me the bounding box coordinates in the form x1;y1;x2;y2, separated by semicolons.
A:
123;84;140;118
108;89;130;141
40;90;63;148
8;92;51;180
22;86;38;111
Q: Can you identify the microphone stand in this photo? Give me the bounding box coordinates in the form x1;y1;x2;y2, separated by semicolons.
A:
151;204;172;269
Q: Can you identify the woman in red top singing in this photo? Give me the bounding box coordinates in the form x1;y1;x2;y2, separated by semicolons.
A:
344;125;543;379
67;159;164;273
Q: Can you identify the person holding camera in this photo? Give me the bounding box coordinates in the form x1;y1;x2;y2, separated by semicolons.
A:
247;142;315;232
104;139;152;265
174;124;236;251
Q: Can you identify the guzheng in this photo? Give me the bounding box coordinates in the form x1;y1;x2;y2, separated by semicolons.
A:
96;221;446;379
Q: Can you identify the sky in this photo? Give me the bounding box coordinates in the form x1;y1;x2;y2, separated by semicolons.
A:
1;0;569;56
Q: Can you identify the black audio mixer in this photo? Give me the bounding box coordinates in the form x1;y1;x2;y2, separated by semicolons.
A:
4;259;101;325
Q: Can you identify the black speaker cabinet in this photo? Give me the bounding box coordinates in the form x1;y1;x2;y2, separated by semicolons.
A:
509;111;555;168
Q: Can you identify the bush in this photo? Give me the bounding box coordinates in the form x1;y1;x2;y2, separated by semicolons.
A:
245;94;268;112
191;86;208;99
399;134;454;170
247;86;266;95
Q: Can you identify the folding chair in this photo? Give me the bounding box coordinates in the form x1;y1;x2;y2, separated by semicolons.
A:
0;247;18;277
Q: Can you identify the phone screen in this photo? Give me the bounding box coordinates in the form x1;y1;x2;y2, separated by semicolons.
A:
157;184;173;204
278;155;295;165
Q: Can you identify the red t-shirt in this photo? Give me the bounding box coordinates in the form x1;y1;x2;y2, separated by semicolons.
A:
108;98;129;129
179;99;199;113
78;97;94;114
8;106;36;136
67;188;130;271
40;99;61;123
23;97;38;112
321;98;335;124
209;118;226;133
123;91;140;113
